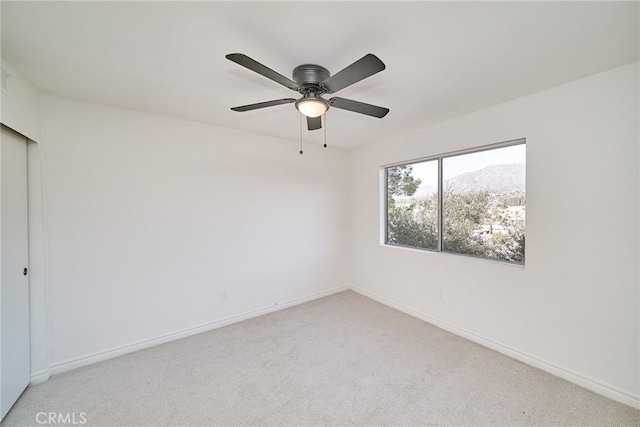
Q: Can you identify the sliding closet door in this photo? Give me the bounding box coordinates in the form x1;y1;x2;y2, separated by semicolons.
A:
0;125;30;420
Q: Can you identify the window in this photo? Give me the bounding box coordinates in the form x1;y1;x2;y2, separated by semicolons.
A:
385;140;526;264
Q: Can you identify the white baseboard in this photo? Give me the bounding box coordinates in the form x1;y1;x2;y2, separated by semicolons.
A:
30;370;51;384
32;284;640;410
349;285;640;410
47;286;349;377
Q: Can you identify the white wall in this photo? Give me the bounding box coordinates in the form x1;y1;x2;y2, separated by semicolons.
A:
349;62;639;407
38;94;350;369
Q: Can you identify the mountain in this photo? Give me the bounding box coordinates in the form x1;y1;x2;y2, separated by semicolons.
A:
413;163;525;197
444;163;525;194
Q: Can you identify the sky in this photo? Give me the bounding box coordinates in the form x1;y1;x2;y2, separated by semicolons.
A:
407;144;526;194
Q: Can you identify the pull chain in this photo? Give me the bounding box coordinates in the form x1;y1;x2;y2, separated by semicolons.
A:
323;113;327;148
299;113;303;155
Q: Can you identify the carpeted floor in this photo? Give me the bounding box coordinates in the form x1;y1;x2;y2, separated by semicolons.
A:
2;291;638;426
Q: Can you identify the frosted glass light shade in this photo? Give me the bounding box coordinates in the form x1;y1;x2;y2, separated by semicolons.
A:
296;98;328;118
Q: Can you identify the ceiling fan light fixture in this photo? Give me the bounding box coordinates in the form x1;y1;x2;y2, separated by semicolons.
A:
295;95;328;118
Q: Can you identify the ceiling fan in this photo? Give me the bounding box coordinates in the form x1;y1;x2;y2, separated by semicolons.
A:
226;53;389;131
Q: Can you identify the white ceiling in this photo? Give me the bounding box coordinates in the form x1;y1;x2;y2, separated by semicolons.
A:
2;1;638;150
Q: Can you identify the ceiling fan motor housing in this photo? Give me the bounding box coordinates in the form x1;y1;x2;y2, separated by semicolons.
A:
292;64;330;95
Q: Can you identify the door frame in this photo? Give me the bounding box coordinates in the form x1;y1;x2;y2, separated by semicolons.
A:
26;138;49;384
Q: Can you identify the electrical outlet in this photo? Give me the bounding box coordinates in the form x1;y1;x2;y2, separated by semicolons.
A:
220;289;228;300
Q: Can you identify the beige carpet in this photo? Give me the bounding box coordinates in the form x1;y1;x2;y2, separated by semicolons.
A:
2;291;638;426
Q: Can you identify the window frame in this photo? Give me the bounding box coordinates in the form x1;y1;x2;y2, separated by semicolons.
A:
383;138;526;264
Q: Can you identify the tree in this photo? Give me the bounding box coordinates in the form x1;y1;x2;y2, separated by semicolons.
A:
386;172;526;264
442;189;491;257
387;197;438;250
387;165;421;208
490;217;525;263
386;165;433;249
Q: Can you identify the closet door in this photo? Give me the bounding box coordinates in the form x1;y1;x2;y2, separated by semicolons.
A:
0;125;30;420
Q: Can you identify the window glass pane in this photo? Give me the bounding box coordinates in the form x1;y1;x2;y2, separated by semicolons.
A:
442;144;525;263
386;160;438;250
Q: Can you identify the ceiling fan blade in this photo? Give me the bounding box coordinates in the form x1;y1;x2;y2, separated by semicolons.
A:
329;97;389;118
322;54;386;93
231;98;296;112
307;116;322;131
226;53;299;90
